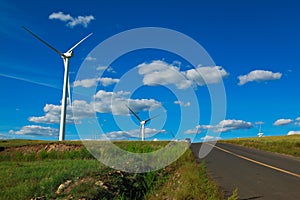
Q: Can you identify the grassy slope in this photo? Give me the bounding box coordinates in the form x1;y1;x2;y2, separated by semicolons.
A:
222;135;300;157
147;149;224;200
0;140;232;200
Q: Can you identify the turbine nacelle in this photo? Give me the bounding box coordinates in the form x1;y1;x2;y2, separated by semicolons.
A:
127;105;159;141
63;51;73;59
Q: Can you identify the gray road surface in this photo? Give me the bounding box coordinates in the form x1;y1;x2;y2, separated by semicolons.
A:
190;142;300;200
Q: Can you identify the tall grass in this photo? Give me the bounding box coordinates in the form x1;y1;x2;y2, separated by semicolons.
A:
0;159;103;200
147;149;227;200
223;135;300;157
0;147;93;161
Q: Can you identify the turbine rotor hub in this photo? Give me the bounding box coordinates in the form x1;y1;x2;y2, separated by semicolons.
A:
63;51;73;58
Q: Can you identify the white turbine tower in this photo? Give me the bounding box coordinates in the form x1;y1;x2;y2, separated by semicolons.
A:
256;121;264;137
23;26;92;141
127;106;158;141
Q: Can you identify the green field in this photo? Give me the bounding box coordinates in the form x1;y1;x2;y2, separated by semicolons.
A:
0;140;234;200
3;135;297;199
222;135;300;157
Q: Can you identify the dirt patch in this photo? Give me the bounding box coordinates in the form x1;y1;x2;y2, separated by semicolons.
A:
1;143;83;155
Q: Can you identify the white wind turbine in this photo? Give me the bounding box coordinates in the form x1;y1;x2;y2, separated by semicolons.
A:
256;121;264;138
23;26;92;141
127;106;159;141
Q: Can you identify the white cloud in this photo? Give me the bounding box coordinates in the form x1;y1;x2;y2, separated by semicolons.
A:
49;12;73;21
287;131;300;135
29;90;162;124
174;100;191;107
185;66;229;86
96;66;107;71
96;66;116;73
273;118;293;126
73;77;119;88
238;70;282;85
185;125;201;134
9;125;58;136
49;11;95;28
100;131;132;140
216;120;253;132
201;135;221;141
194;119;253;133
29;100;94;124
101;128;165;140
94;90;161;115
138;60;193;89
138;60;228;89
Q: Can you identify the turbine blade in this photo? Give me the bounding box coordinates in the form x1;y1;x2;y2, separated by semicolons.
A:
67;77;71;105
170;131;175;138
22;26;63;56
126;105;142;122
145;114;159;124
67;33;93;53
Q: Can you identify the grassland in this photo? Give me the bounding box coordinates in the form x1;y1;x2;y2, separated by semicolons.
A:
222;135;300;157
0;139;235;200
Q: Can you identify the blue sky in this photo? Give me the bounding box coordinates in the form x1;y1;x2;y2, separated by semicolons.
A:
0;0;300;142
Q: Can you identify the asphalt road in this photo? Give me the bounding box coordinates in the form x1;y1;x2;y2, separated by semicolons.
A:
190;142;300;200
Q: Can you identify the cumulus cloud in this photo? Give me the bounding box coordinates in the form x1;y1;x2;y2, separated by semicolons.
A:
188;119;253;133
96;66;107;71
273;118;293;126
138;60;193;89
216;120;253;132
49;11;95;28
184;66;229;86
9;125;58;136
185;125;201;134
100;131;132;140
101;128;165;140
174;100;191;107
238;70;282;85
94;90;161;115
29;90;162;124
29;100;94;124
287;131;300;135
96;66;116;73
201;135;221;141
73;77;119;88
138;60;228;89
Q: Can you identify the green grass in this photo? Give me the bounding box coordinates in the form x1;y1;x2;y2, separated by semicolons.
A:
147;149;229;200
115;141;169;153
0;159;103;199
0;140;236;199
0;139;82;148
222;135;300;157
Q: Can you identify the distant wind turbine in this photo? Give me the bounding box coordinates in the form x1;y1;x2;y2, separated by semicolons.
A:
258;123;264;137
256;121;264;137
127;106;159;141
23;26;92;141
